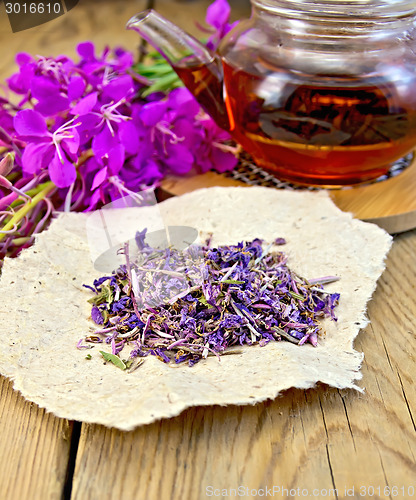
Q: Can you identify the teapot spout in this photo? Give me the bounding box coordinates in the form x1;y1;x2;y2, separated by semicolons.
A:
126;10;229;130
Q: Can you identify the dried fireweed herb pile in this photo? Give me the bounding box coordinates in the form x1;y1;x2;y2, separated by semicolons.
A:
80;232;340;368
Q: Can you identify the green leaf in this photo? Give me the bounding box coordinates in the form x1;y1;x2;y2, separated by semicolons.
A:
99;351;127;370
197;296;209;306
141;72;182;97
101;309;109;324
221;280;245;284
135;63;174;77
87;284;114;306
87;293;103;305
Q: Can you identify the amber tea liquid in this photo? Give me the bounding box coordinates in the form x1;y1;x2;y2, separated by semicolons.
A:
174;58;230;131
222;59;416;185
175;55;416;186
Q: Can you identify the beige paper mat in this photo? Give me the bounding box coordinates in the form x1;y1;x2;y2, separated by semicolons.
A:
0;187;392;430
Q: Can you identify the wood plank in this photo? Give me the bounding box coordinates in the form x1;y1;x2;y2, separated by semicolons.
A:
330;158;416;234
1;1;415;499
0;376;73;500
70;395;336;500
69;227;416;500
160;160;416;234
0;5;151;499
322;232;416;496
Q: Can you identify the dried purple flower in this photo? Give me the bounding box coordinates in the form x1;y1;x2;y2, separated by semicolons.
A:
82;233;340;368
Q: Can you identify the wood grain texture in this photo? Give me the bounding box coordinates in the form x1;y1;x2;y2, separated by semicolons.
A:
330;159;416;234
68;230;416;500
0;2;151;499
160;161;416;234
0;1;415;499
0;377;73;500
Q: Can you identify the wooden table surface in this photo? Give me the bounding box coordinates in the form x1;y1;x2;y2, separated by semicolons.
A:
0;1;415;499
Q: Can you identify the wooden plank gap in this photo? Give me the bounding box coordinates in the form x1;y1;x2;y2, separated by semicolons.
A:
62;421;82;500
325;444;339;500
396;372;416;433
376;449;394;500
337;389;357;452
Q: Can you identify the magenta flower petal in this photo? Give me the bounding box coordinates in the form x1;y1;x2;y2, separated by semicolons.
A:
68;75;86;102
102;75;134;103
49;150;77;188
92;124;119;160
35;95;70;116
21;142;54;174
77;41;95;60
9;66;35;95
85;189;102;212
132;133;154;163
31;76;60;100
210;146;238;172
16;52;33;66
206;0;231;30
139;101;168;126
71;92;97;116
196;156;212;173
106;144;125;175
172;118;203;148
145;159;164;183
62;128;80;155
122;158;163;187
74;113;101;145
115;51;134;71
118;121;140;155
165;143;194;174
91;166;108;190
168;88;200;117
14;109;49;137
226;20;239;34
31;77;70;116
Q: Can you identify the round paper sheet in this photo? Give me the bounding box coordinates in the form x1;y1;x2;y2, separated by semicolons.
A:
0;187;392;430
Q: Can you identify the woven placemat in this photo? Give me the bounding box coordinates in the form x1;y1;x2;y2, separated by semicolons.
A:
223;152;414;190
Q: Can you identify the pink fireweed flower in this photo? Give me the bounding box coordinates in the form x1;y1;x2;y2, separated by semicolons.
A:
204;0;239;51
71;75;135;175
94;97;132;137
14;109;80;188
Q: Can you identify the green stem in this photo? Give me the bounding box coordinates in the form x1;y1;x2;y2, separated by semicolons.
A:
0;181;55;243
11;237;31;246
9;181;54;208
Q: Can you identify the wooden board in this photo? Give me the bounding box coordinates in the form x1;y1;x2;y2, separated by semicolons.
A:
1;1;415;499
161;157;416;234
69;240;416;499
330;158;416;234
0;377;73;500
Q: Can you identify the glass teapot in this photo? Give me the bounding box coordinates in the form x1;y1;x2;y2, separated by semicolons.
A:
127;1;416;186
